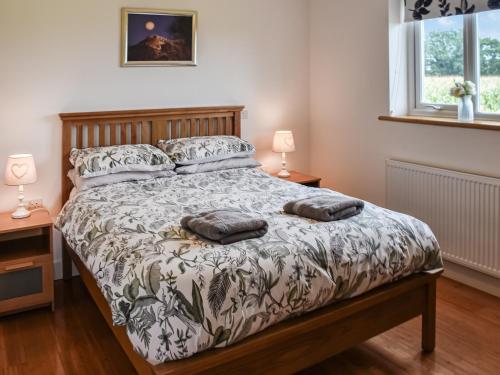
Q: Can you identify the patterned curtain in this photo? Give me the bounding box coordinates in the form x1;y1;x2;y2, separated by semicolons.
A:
404;0;500;22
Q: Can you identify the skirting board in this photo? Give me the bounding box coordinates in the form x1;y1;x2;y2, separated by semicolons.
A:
443;260;500;298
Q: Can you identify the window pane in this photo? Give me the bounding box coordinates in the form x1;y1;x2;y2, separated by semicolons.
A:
478;10;500;114
422;16;464;105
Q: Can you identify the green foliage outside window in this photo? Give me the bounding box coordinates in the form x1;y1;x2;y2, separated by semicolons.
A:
423;30;500;112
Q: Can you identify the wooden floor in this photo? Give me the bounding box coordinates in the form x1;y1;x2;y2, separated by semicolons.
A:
1;277;499;375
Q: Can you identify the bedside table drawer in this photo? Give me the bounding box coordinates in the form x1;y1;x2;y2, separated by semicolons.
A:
0;255;53;315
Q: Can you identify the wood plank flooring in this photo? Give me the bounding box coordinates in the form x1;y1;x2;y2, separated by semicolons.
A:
1;277;499;375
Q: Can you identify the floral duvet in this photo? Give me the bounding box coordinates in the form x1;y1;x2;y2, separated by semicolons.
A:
55;168;442;365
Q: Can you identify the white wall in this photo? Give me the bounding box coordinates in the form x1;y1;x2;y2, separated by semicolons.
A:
309;0;500;207
0;0;310;277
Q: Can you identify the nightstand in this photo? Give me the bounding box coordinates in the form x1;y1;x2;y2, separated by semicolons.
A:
273;170;321;188
0;210;54;315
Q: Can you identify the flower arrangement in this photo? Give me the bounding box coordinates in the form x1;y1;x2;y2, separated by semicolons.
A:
450;81;477;98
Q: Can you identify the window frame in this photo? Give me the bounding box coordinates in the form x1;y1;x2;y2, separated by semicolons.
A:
409;14;500;121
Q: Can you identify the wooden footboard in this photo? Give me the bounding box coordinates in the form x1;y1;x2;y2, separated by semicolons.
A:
63;239;442;375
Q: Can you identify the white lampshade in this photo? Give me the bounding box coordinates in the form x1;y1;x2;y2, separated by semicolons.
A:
272;131;296;153
4;154;37;186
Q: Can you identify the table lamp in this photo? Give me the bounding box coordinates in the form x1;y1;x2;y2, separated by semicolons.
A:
4;154;38;219
272;130;295;178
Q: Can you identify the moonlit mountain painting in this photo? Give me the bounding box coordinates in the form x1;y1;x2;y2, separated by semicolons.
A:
123;10;196;66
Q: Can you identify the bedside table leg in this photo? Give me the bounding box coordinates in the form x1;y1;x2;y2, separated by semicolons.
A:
62;239;73;280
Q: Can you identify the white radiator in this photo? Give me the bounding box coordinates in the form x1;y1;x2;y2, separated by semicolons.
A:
386;160;500;279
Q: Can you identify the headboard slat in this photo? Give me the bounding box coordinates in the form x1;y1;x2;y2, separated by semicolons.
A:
131;122;137;144
98;122;106;147
120;123;127;145
87;122;95;147
208;119;215;136
180;119;187;138
225;116;232;135
199;119;207;136
234;114;241;138
141;121;151;144
190;118;197;137
76;124;83;149
168;120;174;140
109;123;116;145
218;118;226;135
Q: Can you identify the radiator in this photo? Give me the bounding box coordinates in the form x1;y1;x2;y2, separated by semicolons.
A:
386;160;500;279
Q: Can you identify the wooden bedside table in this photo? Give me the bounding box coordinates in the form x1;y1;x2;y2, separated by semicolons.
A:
0;210;54;315
272;171;321;188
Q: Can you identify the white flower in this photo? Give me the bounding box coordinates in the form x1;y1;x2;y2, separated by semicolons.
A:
463;81;477;96
450;86;464;98
450;81;476;98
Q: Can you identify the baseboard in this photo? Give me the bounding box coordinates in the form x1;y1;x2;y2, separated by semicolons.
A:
443;260;500;298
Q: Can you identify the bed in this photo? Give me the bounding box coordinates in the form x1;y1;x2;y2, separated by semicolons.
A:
57;106;443;375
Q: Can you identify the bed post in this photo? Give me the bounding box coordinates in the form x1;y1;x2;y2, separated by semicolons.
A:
422;278;437;352
62;239;73;280
61;117;74;280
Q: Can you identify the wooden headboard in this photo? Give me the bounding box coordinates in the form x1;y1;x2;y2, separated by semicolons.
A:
59;106;245;205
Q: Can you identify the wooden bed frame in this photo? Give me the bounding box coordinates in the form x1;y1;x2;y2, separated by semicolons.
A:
59;106;442;375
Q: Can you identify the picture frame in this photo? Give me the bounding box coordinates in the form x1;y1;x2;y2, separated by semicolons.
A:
121;8;198;67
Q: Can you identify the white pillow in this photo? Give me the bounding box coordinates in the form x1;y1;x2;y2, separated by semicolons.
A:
70;144;175;178
158;136;256;166
68;169;176;192
175;157;261;174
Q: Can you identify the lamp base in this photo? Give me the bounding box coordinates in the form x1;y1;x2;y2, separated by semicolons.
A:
277;152;291;178
277;169;291;178
12;185;31;219
11;207;31;219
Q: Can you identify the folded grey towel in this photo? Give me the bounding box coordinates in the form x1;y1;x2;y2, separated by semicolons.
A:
181;210;268;245
283;195;364;222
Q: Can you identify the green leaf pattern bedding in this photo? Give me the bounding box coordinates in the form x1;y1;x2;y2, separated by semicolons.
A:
55;168;442;365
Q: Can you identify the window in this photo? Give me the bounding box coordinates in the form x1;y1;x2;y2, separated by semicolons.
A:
412;10;500;119
478;11;500;114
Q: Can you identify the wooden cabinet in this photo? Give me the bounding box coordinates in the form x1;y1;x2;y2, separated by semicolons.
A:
272;170;322;188
0;211;53;315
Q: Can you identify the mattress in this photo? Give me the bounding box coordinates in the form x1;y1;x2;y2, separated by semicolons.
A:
55;168;442;365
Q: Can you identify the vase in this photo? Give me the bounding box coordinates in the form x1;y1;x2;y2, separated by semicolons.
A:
458;95;474;122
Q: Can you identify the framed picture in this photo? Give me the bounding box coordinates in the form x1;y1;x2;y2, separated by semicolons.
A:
121;8;197;67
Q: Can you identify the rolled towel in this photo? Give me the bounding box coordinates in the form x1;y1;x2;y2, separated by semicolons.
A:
181;209;268;245
283;195;364;222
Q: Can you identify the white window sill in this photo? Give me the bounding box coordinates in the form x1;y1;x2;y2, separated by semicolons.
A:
378;115;500;131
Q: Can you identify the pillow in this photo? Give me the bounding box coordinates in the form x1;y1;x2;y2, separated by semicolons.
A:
68;169;176;192
157;136;256;166
175;157;262;175
70;144;174;178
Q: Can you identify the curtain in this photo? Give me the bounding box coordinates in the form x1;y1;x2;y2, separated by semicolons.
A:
404;0;500;22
